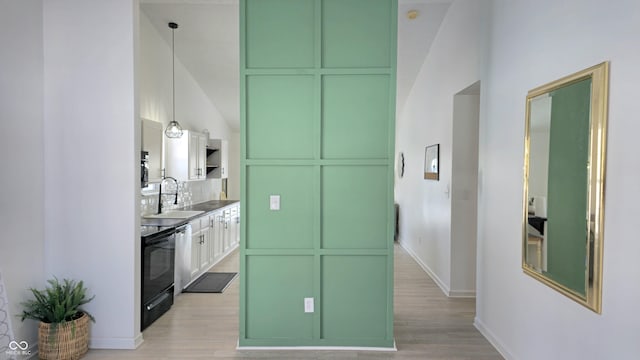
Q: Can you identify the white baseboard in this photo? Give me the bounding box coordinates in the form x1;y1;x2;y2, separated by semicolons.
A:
398;241;476;298
474;317;515;360
398;241;451;296
449;289;476;298
89;333;143;349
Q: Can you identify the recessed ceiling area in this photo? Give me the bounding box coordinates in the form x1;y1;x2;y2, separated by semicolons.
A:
140;0;451;131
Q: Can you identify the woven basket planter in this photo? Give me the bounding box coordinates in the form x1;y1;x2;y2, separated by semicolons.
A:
38;312;90;360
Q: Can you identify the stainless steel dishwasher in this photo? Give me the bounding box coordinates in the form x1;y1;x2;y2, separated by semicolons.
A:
173;224;192;295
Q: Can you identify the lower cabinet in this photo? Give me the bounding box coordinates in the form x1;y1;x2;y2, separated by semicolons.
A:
223;209;231;252
185;203;241;287
231;205;240;247
214;210;225;261
189;217;211;280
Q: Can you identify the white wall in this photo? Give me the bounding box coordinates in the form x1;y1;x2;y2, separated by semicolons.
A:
0;0;44;352
528;128;550;201
528;96;552;201
43;0;141;349
139;12;234;202
395;0;488;295
476;0;640;358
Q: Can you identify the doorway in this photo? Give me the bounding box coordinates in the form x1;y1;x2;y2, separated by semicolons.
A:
450;81;480;297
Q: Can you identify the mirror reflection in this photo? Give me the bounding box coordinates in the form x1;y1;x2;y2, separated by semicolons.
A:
523;62;608;313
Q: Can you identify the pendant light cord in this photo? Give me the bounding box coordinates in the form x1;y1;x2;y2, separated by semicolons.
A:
172;25;176;125
165;22;182;138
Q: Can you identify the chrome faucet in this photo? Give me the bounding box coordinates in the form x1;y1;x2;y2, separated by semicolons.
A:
157;176;179;214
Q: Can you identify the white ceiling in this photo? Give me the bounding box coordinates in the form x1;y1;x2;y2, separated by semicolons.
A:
141;0;451;131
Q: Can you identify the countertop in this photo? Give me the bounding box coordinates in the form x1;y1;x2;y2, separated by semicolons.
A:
140;200;239;231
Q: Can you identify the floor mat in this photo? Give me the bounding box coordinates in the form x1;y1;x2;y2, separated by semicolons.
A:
182;272;237;293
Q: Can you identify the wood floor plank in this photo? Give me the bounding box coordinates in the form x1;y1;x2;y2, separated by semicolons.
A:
83;244;502;359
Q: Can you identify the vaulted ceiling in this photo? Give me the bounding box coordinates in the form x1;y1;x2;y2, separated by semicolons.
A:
141;0;451;131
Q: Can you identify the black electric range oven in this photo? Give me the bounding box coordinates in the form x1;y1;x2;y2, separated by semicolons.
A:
141;225;175;331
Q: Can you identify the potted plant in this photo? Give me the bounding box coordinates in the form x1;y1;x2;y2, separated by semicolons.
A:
20;278;95;360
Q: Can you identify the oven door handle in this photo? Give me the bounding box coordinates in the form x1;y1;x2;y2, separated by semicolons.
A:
145;233;176;248
146;292;171;311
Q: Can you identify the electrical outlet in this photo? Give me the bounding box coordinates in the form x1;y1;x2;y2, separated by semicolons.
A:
269;195;280;210
304;297;314;313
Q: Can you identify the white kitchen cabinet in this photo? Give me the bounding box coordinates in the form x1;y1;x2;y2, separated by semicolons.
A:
165;130;207;181
215;211;227;258
189;217;211;281
141;118;163;183
206;139;228;179
189;220;201;279
230;205;240;248
182;203;240;288
224;208;235;252
188;131;207;180
199;228;210;271
207;212;218;264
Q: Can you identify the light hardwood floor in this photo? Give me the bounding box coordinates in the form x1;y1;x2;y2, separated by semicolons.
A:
84;244;502;359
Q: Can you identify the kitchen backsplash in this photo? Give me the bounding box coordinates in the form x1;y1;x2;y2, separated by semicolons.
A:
141;179;221;216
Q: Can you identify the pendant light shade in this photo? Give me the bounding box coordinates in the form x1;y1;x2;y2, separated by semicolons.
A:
165;22;183;138
165;120;183;138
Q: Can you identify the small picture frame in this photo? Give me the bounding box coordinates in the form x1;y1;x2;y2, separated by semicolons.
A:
424;144;439;180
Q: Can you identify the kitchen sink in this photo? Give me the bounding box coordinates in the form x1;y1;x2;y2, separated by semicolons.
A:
144;210;205;219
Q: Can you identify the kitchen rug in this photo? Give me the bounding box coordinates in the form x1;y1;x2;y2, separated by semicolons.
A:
183;272;237;293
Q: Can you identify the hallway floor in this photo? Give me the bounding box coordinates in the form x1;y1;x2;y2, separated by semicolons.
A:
84;244;502;359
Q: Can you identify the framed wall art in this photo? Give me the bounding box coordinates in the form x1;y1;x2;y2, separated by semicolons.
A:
424;144;439;180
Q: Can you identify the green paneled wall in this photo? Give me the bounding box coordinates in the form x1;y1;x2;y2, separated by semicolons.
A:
321;256;389;339
245;0;315;68
546;78;591;295
322;166;389;249
322;75;391;159
322;0;392;68
246;166;315;249
247;75;315;159
246;256;314;339
240;0;397;348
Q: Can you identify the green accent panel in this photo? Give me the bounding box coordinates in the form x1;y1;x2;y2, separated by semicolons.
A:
321;256;388;339
247;75;315;159
246;256;314;339
322;0;392;68
322;75;390;159
245;0;315;68
246;166;314;249
546;78;592;296
322;166;388;249
241;0;397;347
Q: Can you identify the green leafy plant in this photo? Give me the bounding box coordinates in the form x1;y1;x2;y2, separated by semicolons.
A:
20;277;95;328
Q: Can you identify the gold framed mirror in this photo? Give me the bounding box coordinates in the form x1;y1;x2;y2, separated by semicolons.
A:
522;62;609;313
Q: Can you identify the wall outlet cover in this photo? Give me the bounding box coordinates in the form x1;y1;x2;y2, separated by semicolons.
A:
304;297;314;313
269;195;280;210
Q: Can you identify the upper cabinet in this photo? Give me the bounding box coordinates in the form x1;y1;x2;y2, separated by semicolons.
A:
165;130;208;181
206;139;229;179
188;131;207;180
141;118;163;183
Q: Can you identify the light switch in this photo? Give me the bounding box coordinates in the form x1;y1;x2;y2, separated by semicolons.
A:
269;195;280;210
304;297;314;313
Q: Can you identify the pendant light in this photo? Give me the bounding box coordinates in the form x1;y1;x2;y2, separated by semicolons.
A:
165;22;183;138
